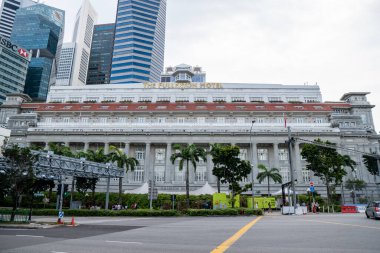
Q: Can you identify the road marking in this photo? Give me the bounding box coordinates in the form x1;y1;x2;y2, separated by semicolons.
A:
304;219;380;230
16;235;45;238
51;251;68;253
106;240;143;245
210;217;262;253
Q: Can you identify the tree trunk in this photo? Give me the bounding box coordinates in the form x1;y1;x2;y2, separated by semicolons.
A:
326;182;330;206
217;178;221;193
10;195;18;222
28;192;35;221
267;177;271;196
118;177;123;205
186;160;190;209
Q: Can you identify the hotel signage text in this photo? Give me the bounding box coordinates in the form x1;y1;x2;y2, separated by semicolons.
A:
144;83;223;89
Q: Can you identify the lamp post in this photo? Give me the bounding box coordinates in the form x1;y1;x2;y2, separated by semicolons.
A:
249;120;256;209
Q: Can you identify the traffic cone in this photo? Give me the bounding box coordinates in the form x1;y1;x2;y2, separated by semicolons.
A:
71;216;75;226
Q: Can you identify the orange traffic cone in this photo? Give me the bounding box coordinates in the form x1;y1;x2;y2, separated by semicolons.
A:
71;216;75;226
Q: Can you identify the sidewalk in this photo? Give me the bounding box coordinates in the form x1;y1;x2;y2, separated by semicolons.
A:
0;222;60;229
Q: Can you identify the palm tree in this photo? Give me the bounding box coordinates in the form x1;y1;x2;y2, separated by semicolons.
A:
170;144;207;209
256;164;282;196
108;145;138;205
76;148;108;205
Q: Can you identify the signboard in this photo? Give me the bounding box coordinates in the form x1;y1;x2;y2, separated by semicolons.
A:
213;193;240;209
143;82;223;89
0;35;30;60
58;211;64;219
309;186;315;193
248;197;276;209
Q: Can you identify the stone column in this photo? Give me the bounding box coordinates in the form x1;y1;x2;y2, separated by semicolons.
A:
251;142;258;183
207;144;216;184
84;142;89;152
144;143;151;183
165;143;172;183
104;142;110;154
124;143;130;155
273;142;280;169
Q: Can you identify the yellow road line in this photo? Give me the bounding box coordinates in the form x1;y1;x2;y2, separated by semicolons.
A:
210;216;263;253
304;219;380;230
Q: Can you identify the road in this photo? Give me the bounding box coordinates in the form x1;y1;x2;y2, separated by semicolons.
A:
0;213;378;253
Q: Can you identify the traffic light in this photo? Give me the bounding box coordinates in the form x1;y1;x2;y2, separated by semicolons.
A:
63;184;69;197
57;184;69;197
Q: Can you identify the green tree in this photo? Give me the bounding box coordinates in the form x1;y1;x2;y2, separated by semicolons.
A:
345;179;367;204
1;145;36;221
108;145;138;205
363;154;379;186
211;145;252;208
75;148;109;205
170;144;207;209
256;164;282;196
301;139;356;205
48;143;75;157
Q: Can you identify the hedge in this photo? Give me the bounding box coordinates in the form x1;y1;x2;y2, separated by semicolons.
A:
0;208;263;217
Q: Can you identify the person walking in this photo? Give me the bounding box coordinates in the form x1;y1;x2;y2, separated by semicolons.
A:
268;202;272;213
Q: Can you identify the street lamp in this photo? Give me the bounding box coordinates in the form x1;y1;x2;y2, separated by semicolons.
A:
249;120;256;209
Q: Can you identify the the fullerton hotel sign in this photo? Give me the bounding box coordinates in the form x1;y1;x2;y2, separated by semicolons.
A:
143;82;223;89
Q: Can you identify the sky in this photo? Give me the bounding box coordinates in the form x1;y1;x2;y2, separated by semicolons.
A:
43;0;380;130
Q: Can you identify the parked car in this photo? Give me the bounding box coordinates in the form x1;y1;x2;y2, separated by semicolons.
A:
365;201;380;219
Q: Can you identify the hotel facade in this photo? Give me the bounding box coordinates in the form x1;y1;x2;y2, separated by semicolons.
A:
1;82;379;200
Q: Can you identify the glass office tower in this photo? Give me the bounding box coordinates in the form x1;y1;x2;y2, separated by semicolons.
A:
87;23;115;84
111;0;166;84
11;4;64;101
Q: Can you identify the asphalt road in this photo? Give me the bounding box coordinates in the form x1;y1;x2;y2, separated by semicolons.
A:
0;213;379;253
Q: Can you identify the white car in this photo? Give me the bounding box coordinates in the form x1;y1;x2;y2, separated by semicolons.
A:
365;201;380;219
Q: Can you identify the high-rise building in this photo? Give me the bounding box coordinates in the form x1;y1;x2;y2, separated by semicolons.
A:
110;0;167;84
56;43;76;86
0;0;36;39
161;64;206;83
0;34;31;103
10;4;65;101
86;23;115;85
56;0;97;86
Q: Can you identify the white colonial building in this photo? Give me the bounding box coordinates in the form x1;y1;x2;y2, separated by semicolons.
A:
1;83;379;201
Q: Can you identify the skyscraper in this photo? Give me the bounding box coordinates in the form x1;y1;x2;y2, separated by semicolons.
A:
87;23;115;85
56;0;97;86
111;0;166;84
0;34;31;103
0;0;36;39
11;4;65;101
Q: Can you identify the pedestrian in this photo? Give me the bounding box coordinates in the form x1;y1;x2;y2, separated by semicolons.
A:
315;202;320;213
268;202;272;213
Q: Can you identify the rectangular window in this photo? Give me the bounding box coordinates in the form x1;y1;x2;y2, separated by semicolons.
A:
257;118;264;123
315;118;324;124
158;117;166;124
237;117;245;124
217;117;225;124
155;148;166;164
137;117;145;124
250;97;263;102
239;149;247;160
268;97;282;102
135;147;145;161
279;149;288;161
197;117;205;124
175;166;185;182
133;166;144;182
280;167;290;182
296;118;304;124
302;169;310;183
154;166;165;182
195;167;207;182
258;149;268;160
178;117;185;124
